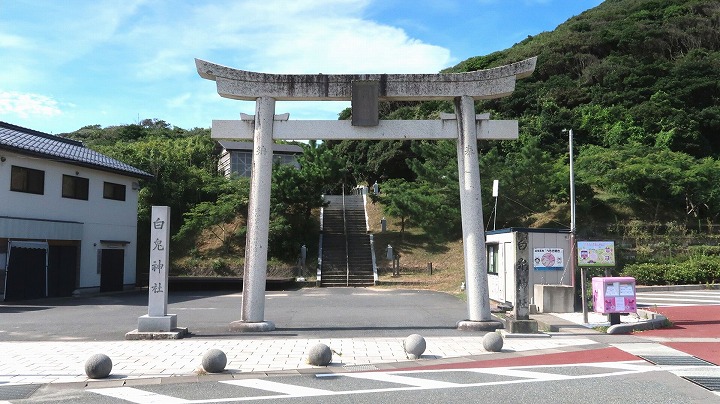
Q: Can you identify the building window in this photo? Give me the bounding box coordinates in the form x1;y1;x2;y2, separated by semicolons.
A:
62;175;89;200
10;165;45;194
487;244;498;274
103;182;126;201
230;151;253;177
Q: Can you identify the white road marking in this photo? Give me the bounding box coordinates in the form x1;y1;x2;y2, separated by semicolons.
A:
636;290;720;307
469;368;568;380
637;296;720;304
342;372;461;388
89;361;663;403
87;387;190;403
222;379;333;396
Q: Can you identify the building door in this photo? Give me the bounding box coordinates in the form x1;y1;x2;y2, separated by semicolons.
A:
4;242;48;301
47;246;78;297
99;249;124;292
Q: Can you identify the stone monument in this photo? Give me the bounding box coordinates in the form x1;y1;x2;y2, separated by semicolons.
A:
126;206;187;339
505;231;539;333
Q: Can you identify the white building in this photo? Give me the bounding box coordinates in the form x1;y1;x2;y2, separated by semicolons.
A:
486;228;573;311
0;122;152;300
217;140;302;178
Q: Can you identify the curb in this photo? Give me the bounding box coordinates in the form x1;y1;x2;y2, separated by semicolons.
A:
606;309;668;335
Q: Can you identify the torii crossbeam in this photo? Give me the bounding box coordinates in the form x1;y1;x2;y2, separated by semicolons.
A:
197;57;537;332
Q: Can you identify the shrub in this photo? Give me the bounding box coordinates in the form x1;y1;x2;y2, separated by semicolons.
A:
622;263;669;285
688;245;720;257
622;255;720;285
685;255;720;283
663;262;698;285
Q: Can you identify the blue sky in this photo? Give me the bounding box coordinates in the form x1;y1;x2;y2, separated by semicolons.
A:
0;0;603;134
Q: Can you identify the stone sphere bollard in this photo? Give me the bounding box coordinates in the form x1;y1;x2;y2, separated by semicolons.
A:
202;349;227;373
483;332;504;352
403;334;426;359
307;343;333;366
85;353;113;379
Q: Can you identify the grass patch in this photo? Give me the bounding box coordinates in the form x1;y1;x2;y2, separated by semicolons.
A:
367;198;466;295
593;325;610;333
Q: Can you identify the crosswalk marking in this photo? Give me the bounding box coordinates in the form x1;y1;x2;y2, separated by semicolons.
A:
87;387;189;403
637;296;720;304
222;379;334;396
636;290;720;307
88;361;662;403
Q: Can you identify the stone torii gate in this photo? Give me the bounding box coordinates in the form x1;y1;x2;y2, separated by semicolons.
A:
196;57;536;332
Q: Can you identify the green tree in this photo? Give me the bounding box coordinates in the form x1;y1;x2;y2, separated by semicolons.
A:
174;177;250;253
268;141;344;260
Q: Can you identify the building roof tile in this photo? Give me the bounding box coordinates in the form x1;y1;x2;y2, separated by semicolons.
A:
0;122;152;179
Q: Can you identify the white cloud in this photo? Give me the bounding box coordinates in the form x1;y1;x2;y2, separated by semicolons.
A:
123;0;451;80
0;91;63;119
166;93;192;109
0;33;30;48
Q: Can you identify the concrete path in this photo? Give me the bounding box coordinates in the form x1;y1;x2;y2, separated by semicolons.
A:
0;335;599;385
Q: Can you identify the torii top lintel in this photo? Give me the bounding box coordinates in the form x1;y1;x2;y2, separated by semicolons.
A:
195;57;537;102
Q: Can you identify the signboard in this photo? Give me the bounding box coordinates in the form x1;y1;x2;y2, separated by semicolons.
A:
577;241;615;267
533;248;564;270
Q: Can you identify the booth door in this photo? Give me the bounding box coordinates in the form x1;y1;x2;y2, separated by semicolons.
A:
99;249;124;292
47;246;78;297
5;247;47;301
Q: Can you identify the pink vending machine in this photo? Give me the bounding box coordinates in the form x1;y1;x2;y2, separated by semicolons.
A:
592;277;637;313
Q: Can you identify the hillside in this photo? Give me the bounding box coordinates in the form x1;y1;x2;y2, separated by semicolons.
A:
329;0;720;240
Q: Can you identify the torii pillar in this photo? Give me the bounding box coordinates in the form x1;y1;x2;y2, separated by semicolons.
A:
197;57;536;332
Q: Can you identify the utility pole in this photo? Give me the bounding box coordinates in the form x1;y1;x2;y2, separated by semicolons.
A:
565;129;584;323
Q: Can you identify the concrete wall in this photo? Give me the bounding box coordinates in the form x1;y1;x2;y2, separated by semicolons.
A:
0;150;141;290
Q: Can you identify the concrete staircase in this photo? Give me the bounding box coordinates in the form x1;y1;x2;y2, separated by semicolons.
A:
320;194;375;287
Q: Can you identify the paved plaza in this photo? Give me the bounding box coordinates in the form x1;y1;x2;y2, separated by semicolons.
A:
1;287;718;389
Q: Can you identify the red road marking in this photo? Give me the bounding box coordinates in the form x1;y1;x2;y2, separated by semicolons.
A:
393;347;638;371
664;342;720;365
638;306;720;338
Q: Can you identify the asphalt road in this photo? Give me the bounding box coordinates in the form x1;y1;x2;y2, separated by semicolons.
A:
0;287;471;341
25;360;718;403
5;287;720;402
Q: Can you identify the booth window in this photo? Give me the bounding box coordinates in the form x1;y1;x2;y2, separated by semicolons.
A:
10;165;45;194
103;182;126;201
62;175;89;200
487;244;498;274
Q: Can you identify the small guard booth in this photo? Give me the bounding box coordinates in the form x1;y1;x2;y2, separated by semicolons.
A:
486;228;574;313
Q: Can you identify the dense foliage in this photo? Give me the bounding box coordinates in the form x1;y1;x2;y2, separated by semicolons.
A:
65;121;344;273
330;0;720;243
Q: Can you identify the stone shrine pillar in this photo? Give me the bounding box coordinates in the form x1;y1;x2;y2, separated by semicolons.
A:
454;96;500;331
230;98;276;332
506;231;539;333
128;206;187;339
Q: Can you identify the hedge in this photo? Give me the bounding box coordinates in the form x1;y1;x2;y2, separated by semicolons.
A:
622;256;720;285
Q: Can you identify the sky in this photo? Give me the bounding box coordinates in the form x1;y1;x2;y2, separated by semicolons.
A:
0;0;603;135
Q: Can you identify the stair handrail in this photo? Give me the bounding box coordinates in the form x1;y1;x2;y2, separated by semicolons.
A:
342;188;350;286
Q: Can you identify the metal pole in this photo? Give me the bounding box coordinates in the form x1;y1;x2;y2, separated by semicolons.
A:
569;129;576;236
581;267;588;323
567;129;581;318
